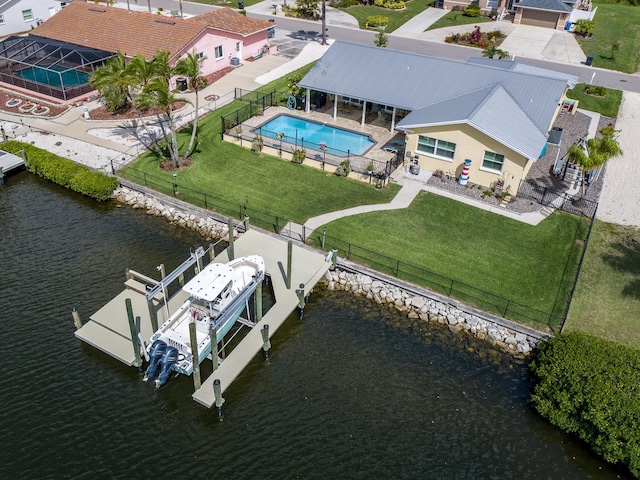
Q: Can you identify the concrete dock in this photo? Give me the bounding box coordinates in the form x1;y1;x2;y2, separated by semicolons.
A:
192;229;331;408
76;228;331;408
0;149;25;174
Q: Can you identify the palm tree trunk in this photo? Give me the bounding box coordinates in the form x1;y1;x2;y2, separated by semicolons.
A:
185;90;199;157
167;107;181;168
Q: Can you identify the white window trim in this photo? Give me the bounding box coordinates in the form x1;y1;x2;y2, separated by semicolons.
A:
214;45;223;61
479;166;503;175
22;9;34;22
480;151;505;174
415;136;456;162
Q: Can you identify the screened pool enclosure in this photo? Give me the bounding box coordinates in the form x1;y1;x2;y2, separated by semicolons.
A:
0;36;115;101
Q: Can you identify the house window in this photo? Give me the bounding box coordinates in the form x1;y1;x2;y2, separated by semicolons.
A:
22;9;34;22
416;135;456;160
196;51;205;60
214;45;223;59
0;15;5;25
482;151;505;172
236;42;241;52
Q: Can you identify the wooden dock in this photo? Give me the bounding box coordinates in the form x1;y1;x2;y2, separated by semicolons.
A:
76;228;331;407
192;229;331;408
0;149;25;174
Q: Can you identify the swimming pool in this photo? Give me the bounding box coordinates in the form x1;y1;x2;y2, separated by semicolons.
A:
256;114;374;156
16;65;89;88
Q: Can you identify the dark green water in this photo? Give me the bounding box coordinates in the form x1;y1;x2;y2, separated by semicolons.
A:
0;172;629;479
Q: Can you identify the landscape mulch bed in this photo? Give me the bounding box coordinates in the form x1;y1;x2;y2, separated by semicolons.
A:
0;89;70;118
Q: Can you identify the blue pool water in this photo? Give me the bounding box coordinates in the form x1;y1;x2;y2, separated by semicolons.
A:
256;114;374;156
16;65;89;88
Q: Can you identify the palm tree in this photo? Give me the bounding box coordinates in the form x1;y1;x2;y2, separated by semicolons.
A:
137;76;191;168
174;50;205;158
567;130;622;195
89;52;132;112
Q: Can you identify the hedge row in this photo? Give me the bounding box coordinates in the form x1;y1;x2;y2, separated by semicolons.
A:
1;141;118;200
530;332;640;477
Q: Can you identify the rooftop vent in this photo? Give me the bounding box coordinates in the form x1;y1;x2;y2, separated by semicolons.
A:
88;8;106;13
154;18;176;25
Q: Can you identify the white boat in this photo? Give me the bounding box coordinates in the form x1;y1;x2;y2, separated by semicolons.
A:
143;255;265;387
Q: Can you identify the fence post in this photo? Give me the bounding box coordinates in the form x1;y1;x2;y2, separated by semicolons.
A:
448;279;454;296
394;259;400;277
503;299;510;318
275;216;280;234
347;243;351;260
321;227;326;250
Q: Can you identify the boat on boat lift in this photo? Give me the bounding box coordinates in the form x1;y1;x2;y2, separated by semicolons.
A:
143;254;265;388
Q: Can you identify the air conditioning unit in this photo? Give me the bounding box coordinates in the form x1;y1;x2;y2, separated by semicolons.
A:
230;57;240;66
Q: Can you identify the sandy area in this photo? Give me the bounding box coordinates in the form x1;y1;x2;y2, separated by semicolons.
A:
596;91;640;227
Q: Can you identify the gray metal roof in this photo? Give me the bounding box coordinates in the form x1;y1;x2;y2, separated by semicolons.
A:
467;58;579;87
298;42;571;160
397;85;548;160
515;0;572;12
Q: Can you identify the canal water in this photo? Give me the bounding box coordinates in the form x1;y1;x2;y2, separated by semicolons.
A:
0;172;629;479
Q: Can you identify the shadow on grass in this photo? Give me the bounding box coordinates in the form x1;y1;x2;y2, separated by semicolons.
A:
602;237;640;300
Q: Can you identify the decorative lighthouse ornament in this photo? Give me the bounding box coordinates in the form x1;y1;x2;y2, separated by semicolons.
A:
458;158;472;186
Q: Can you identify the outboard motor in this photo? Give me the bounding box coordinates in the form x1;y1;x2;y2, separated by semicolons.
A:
155;346;179;389
143;340;167;382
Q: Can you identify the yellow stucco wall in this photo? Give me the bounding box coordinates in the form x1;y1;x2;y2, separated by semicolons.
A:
405;123;534;194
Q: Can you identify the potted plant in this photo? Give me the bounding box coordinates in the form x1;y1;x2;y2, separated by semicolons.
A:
494;178;505;194
365;161;374;175
251;135;264;152
292;149;305;163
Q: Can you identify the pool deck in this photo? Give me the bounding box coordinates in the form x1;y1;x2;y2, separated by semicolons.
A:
241;106;403;166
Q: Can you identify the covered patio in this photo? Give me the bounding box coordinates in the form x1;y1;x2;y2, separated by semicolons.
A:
0;36;115;102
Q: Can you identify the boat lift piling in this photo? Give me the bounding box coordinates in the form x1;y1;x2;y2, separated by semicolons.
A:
189;321;202;390
227;218;235;260
296;283;306;319
286;240;293;289
125;298;142;368
261;324;271;359
255;281;263;323
71;306;82;330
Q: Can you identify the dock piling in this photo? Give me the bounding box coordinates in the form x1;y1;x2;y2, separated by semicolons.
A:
286;240;293;289
321;226;327;250
331;246;338;269
261;324;271;359
228;218;235;260
243;214;250;232
125;268;133;281
296;283;306;319
209;242;215;264
189;321;202;390
213;379;225;420
71;306;82;330
254;281;263;324
0;167;4;185
125;298;142;368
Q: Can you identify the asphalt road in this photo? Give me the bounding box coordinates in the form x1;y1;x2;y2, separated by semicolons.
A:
160;0;640;93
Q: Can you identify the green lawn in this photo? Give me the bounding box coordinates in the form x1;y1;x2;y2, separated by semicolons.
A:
337;0;434;33
426;11;491;31
565;83;623;118
309;192;588;331
120;65;399;226
564;221;640;349
575;2;640;73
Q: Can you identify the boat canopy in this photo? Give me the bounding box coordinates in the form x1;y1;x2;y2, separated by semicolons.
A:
183;263;234;301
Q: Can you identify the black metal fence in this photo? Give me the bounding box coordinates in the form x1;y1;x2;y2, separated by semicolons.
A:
297;221;593;333
119;167;288;234
518;180;598;219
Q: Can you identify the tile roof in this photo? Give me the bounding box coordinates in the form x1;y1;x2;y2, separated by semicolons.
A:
31;3;271;61
192;8;274;36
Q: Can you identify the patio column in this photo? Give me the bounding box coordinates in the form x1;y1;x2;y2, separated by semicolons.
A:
390;107;397;133
361;100;367;127
305;89;310;113
333;94;337;120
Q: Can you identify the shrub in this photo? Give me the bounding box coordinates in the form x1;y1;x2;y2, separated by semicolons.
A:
291;149;306;163
365;15;389;28
463;2;482;17
530;332;640;477
1;141;118;200
583;85;607;97
335;159;352;176
373;0;405;8
574;19;595;37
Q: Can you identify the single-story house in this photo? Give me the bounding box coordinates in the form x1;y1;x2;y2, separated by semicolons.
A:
0;0;69;36
437;0;595;30
0;2;275;101
297;41;578;195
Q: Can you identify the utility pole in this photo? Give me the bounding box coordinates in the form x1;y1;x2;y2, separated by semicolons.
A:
321;0;327;45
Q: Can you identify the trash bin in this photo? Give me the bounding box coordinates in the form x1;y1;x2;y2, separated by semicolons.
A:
238;2;244;9
585;54;594;66
565;21;571;31
176;77;187;92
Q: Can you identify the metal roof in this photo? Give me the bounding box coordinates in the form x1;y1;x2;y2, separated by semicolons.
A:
467;57;579;87
299;42;571;160
515;0;573;12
